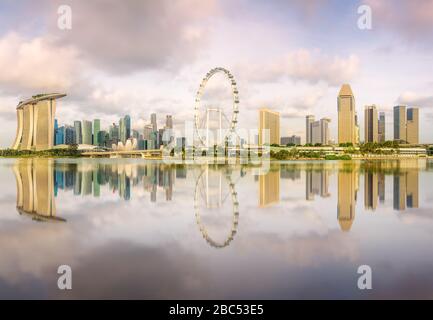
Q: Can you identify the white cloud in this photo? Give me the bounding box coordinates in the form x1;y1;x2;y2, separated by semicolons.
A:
0;33;81;95
235;49;360;86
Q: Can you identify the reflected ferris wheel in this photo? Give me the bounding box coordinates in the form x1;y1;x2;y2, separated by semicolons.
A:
194;166;239;248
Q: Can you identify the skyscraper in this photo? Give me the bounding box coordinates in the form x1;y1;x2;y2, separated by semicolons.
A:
364;105;378;143
143;124;153;140
354;112;360;145
124;115;131;141
378;112;386;143
406;107;419;144
55;126;65;145
74;121;82;144
311;118;331;145
306;115;315;145
394;106;407;142
82;120;93;145
337;84;356;145
259;109;280;145
119;118;125;143
65;125;75;145
12;94;66;151
393;106;419;144
151;113;157;132
109;123;119;143
166;115;173;129
93;119;101;146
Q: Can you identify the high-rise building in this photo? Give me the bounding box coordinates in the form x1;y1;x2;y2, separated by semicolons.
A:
259;109;280;145
378;112;386;143
119;118;125;143
109;123;119;142
64;125;75;145
406;107;419;144
354;112;360;144
143;124;153;140
93;119;101;146
394;106;407;142
82;120;92;145
74;121;82;144
166;115;173;129
337;84;356;145
306;115;315;144
12;94;66;151
124;115;131;141
311;118;331;145
151;113;157;132
55;126;65;145
97;130;107;147
393;106;419;144
281;135;301;146
364;105;378;143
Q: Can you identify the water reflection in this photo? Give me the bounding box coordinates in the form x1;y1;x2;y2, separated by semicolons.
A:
194;166;239;248
11;158;427;236
3;158;433;298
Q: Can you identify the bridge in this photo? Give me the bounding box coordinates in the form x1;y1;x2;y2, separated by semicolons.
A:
81;149;163;159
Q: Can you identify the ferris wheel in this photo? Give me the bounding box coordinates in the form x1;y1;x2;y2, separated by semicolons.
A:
194;167;239;248
194;67;240;147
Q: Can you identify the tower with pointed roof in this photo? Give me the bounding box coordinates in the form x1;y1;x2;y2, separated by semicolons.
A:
337;84;356;145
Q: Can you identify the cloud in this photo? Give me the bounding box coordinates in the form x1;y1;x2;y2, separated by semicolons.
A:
235;49;360;86
397;92;433;108
0;32;81;95
45;0;219;75
365;0;433;41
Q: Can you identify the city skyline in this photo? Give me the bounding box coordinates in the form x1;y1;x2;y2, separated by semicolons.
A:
1;1;433;148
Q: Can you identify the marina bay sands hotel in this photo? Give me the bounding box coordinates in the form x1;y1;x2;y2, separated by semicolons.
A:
11;93;66;151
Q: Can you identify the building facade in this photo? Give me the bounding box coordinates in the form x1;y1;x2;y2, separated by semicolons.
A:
306;115;315;144
12;94;66;151
393;106;419;144
337;84;356;145
364;105;378;143
378;112;386;143
394;106;407;142
259;109;280;145
281;135;301;146
93;119;101;146
311;118;331;145
82;120;93;145
74;121;82;144
406;107;419;144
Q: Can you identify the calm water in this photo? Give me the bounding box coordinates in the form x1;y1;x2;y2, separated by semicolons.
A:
0;158;432;299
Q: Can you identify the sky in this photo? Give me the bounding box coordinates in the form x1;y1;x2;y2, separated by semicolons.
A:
0;0;433;147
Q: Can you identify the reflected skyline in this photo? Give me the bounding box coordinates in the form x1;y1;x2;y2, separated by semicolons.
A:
1;158;432;299
11;158;425;236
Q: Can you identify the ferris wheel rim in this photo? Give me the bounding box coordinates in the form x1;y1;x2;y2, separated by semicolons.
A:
194;67;239;146
193;167;239;249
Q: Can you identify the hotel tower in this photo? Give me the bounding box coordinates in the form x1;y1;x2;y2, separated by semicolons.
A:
11;94;66;151
337;84;356;144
